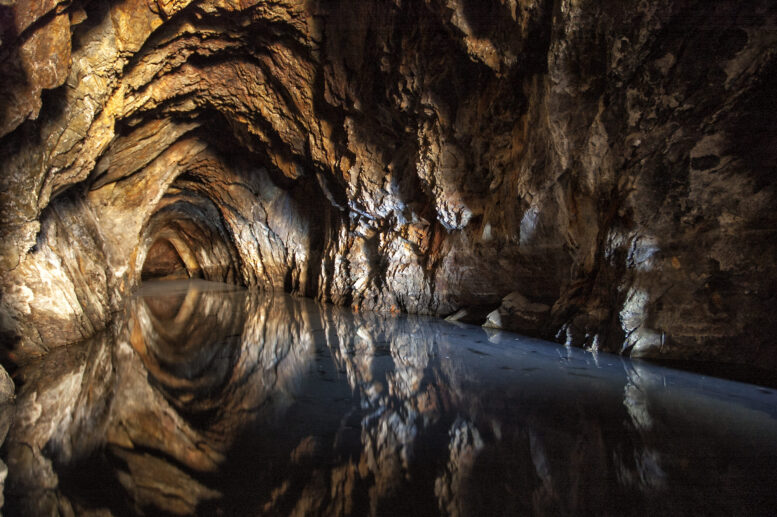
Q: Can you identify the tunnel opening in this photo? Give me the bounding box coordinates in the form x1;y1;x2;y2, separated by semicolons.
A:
136;193;244;288
141;238;192;281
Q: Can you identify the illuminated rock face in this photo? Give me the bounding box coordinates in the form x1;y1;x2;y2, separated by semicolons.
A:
0;0;776;369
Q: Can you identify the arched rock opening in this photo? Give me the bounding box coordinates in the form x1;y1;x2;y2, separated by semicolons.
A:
136;194;244;286
141;238;191;281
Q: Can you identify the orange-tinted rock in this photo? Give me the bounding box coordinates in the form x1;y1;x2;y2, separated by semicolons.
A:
0;12;70;137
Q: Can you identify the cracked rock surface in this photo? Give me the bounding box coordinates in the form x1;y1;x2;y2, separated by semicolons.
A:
0;0;776;374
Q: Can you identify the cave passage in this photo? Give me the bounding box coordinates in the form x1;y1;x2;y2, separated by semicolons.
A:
1;0;777;514
4;279;776;515
141;238;193;281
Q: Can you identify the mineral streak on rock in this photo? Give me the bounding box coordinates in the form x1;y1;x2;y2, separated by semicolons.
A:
1;0;776;373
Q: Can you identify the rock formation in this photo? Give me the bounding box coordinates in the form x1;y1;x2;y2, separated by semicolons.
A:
1;0;776;372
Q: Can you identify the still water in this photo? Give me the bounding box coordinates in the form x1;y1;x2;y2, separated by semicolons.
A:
4;280;777;515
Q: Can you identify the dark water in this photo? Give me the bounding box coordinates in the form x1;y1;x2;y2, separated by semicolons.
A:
4;280;777;516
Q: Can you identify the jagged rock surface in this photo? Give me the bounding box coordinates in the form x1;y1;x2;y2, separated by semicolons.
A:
0;0;775;370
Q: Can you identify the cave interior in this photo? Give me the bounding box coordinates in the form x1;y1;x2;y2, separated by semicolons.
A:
0;0;776;514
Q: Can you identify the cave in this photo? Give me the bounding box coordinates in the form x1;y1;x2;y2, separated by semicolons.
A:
141;238;191;280
0;0;776;515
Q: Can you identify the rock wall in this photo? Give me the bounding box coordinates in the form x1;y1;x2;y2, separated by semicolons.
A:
0;0;776;368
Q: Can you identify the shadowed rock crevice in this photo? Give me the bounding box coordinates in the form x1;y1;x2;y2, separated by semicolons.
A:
0;0;775;372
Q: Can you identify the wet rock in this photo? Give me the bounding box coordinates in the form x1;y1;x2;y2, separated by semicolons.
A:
483;291;551;333
444;305;498;325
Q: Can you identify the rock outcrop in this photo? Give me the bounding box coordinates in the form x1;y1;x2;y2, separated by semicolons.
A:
0;0;776;370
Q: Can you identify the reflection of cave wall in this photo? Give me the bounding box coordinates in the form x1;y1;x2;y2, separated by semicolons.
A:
0;0;776;368
6;288;776;515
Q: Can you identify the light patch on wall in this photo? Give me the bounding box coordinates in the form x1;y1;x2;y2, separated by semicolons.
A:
519;206;539;246
482;222;493;241
619;287;662;356
629;235;660;272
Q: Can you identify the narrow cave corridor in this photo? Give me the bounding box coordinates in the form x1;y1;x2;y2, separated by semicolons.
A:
142;238;193;280
0;0;776;514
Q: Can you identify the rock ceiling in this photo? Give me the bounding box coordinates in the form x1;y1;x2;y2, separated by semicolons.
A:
0;0;776;368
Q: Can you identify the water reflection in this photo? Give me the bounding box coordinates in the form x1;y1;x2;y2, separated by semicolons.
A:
4;280;777;515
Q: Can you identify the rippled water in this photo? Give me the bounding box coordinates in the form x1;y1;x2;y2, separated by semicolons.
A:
5;280;777;515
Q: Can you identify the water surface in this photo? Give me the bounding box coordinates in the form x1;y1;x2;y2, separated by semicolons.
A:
5;280;777;515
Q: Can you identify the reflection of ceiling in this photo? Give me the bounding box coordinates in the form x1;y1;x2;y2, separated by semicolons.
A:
5;285;777;515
